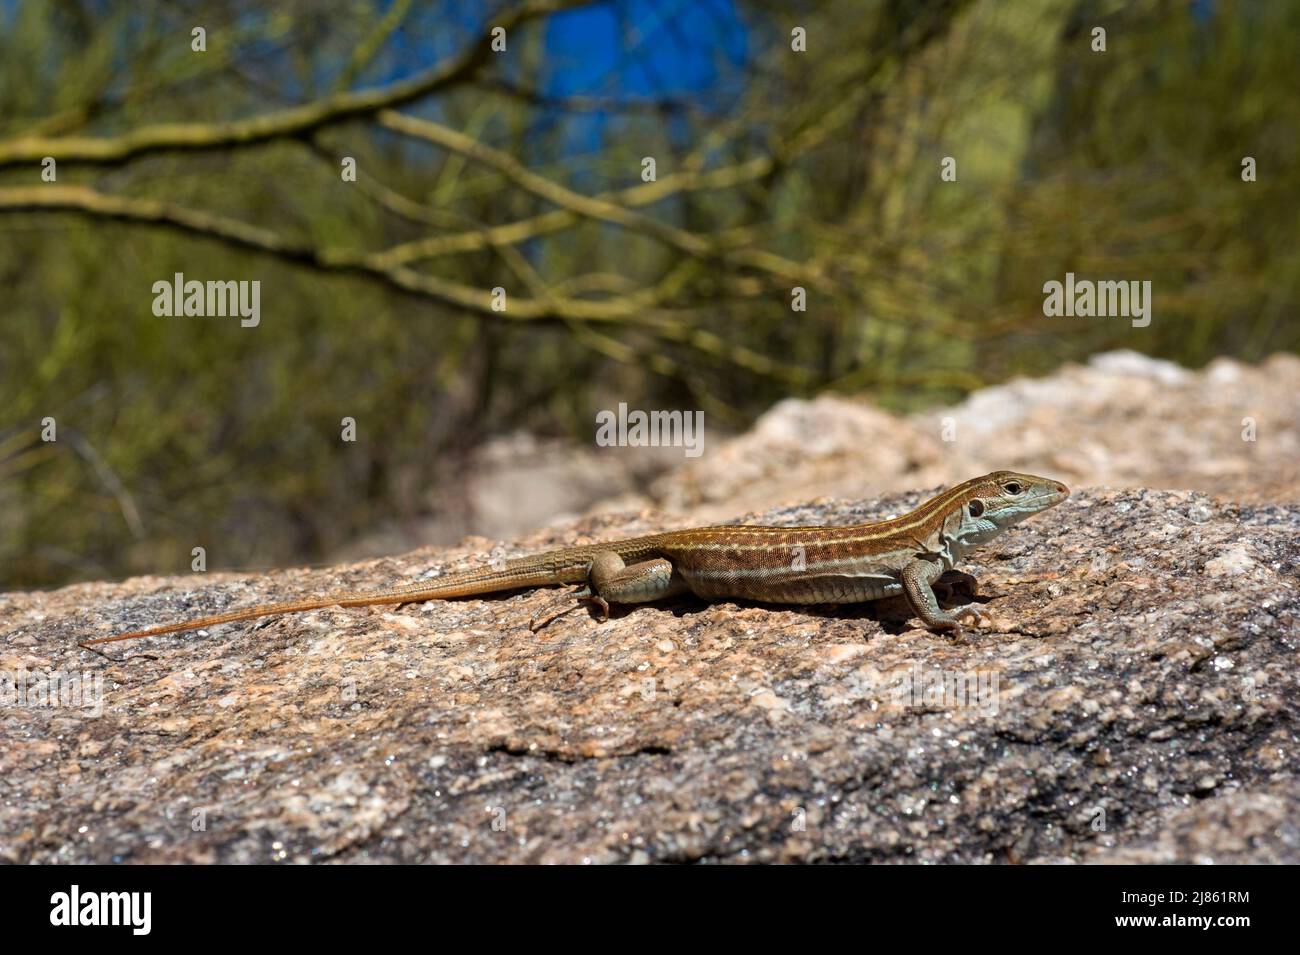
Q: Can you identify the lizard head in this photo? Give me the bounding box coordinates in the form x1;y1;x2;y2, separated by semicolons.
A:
956;470;1070;538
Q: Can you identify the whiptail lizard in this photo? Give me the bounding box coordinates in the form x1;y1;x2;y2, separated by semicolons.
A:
80;470;1068;649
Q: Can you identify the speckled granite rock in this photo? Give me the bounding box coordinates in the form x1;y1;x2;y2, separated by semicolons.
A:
2;486;1297;863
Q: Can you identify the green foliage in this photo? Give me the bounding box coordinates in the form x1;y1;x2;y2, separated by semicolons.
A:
0;0;1295;588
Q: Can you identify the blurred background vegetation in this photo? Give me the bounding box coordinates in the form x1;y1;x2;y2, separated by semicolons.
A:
0;0;1296;589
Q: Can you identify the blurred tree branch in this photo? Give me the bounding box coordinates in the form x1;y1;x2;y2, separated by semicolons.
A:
0;0;580;169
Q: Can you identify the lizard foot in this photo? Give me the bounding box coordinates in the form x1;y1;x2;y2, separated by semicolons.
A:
953;605;989;627
528;587;611;632
584;594;611;623
925;605;990;641
528;585;590;632
948;606;992;642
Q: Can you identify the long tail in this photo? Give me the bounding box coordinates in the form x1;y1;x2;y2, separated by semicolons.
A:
78;557;591;648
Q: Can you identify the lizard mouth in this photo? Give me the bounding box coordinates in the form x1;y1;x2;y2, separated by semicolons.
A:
1034;484;1070;507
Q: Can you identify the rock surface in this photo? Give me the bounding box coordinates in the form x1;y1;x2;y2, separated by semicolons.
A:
3;485;1297;863
651;351;1300;519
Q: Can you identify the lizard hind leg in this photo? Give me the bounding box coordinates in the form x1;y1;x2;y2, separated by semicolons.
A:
588;552;684;607
528;552;683;632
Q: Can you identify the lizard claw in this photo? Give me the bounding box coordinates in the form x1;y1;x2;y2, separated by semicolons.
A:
529;604;575;633
924;605;990;641
953;605;989;628
529;587;585;632
586;594;610;623
528;585;610;632
946;605;992;642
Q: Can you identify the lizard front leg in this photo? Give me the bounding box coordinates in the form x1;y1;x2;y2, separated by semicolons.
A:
901;559;986;633
529;552;683;631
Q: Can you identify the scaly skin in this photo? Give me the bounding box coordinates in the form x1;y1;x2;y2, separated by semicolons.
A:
79;470;1069;648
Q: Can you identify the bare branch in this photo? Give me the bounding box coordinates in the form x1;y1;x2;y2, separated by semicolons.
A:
368;154;776;264
0;0;584;170
376;109;715;257
333;0;415;93
374;110;828;290
0;184;654;322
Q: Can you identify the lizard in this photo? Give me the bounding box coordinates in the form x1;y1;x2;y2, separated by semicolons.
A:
78;470;1068;650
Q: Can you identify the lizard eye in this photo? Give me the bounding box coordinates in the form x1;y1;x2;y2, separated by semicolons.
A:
1003;482;1022;495
968;499;985;517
